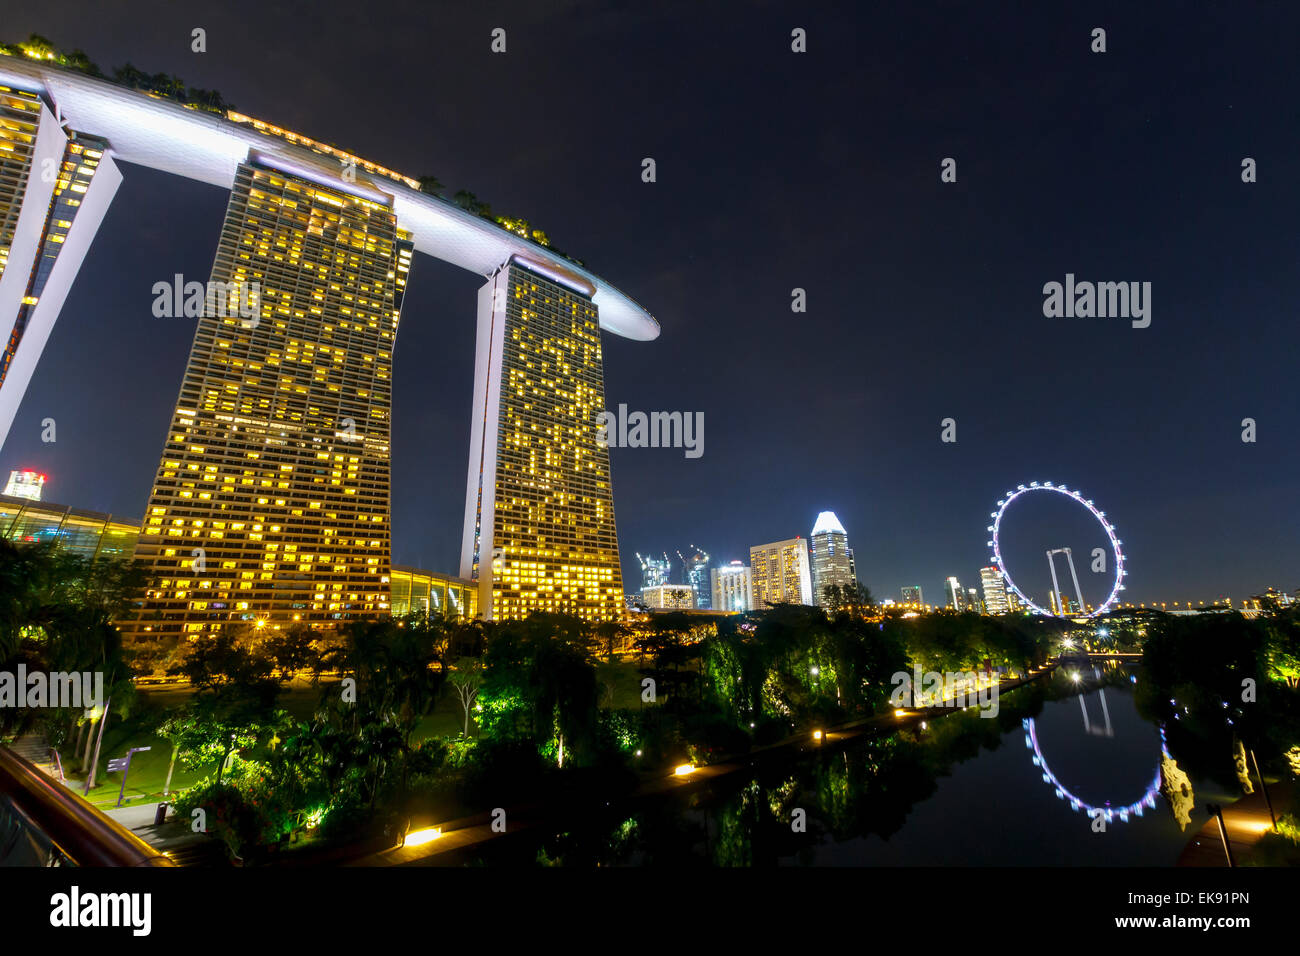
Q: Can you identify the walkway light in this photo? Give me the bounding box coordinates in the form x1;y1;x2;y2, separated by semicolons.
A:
403;826;442;847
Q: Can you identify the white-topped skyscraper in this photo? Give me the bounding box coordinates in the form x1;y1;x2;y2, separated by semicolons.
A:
809;511;856;607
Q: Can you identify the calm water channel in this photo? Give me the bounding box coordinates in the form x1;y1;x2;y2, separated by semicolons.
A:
455;664;1237;866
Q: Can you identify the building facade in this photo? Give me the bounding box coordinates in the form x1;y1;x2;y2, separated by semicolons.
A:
126;162;412;641
809;511;855;606
460;260;625;621
641;583;694;610
945;576;963;610
980;565;1009;615
711;561;753;612
750;537;813;607
900;584;923;606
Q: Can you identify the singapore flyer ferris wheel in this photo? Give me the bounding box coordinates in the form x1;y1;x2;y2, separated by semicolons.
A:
988;482;1126;618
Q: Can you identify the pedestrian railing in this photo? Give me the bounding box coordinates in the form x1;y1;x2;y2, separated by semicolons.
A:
0;745;174;867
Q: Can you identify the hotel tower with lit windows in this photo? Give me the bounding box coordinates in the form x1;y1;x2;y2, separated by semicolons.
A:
0;53;656;643
126;163;412;640
461;261;625;621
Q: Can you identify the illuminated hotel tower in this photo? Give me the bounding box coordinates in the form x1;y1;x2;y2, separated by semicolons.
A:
461;259;624;621
127;162;412;641
750;537;814;607
0;85;121;445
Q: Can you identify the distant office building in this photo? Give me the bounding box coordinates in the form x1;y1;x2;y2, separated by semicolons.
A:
966;587;983;613
1049;589;1081;615
809;511;856;607
900;585;923;606
750;537;813;607
1;493;139;561
682;545;711;609
711;561;753;613
3;469;44;501
637;552;671;590
945;576;963;610
389;566;478;621
980;566;1009;615
642;584;695;610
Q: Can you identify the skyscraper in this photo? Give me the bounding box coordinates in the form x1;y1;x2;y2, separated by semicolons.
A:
809;511;856;606
127;162;411;641
461;259;625;621
966;587;983;613
711;561;753;612
980;565;1009;615
945;576;963;610
900;584;923;606
750;537;814;607
681;545;710;609
637;552;671;590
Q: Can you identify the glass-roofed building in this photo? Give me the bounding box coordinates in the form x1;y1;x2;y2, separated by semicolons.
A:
0;492;140;561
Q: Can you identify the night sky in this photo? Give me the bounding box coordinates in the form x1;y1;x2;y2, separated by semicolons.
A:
3;1;1298;608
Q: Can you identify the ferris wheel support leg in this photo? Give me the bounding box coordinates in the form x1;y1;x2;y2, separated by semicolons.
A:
1064;548;1086;617
1098;687;1113;737
1046;550;1063;616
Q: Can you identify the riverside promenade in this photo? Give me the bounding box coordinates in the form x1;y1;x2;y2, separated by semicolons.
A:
1177;781;1295;867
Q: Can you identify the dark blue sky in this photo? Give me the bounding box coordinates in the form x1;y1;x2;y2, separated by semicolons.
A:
2;1;1298;607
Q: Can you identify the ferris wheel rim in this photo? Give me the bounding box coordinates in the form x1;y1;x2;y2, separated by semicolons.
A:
989;482;1125;618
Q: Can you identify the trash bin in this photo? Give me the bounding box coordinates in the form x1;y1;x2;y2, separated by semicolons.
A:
154;802;169;826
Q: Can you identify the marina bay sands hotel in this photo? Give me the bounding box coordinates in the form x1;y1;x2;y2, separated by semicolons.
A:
0;54;658;641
